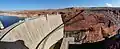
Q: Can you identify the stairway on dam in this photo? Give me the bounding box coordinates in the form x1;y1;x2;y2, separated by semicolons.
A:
0;14;64;49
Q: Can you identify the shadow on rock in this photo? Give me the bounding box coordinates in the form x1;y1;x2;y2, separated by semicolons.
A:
69;34;120;49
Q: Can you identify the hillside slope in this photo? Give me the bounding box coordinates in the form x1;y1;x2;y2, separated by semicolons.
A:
14;7;120;42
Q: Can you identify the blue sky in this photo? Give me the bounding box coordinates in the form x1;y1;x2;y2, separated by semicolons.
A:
0;0;120;10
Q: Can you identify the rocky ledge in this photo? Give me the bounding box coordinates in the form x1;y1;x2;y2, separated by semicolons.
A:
2;7;120;43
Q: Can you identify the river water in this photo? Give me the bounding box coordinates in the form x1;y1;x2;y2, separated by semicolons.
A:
0;15;24;29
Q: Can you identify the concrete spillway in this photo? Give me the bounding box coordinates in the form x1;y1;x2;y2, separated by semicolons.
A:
0;14;64;49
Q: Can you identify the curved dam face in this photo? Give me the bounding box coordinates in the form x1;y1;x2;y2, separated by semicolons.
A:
1;14;64;49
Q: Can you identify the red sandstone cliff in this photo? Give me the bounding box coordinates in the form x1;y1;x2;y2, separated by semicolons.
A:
13;7;120;42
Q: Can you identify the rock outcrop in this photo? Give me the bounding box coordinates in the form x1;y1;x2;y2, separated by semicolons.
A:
7;7;120;43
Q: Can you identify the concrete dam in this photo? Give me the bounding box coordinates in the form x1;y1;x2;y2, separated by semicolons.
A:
0;14;64;49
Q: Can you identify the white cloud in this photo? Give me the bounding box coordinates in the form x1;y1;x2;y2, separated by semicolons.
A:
106;3;113;7
68;4;97;7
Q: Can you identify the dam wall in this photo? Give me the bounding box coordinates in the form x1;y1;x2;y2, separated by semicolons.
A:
1;14;64;49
